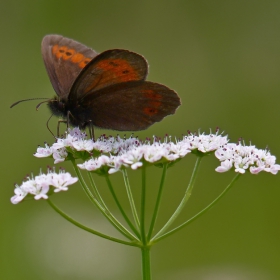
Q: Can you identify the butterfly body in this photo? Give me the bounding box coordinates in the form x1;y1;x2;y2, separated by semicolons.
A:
42;35;181;132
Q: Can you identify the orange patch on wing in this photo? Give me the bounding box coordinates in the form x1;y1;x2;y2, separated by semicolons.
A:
143;89;162;100
149;100;162;107
71;53;85;63
52;45;68;59
96;59;140;82
79;58;91;68
142;90;162;115
143;107;159;116
52;45;91;66
52;44;59;56
62;48;75;60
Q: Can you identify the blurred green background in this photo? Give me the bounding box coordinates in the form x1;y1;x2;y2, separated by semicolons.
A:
1;0;280;279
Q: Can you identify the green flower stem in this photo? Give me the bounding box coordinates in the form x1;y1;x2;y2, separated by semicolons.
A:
105;175;140;239
141;246;151;280
152;173;241;243
47;199;141;248
71;160;97;203
123;169;140;230
71;159;138;241
88;171;135;237
87;172;104;205
87;172;118;223
152;156;202;241
147;163;168;241
140;166;147;244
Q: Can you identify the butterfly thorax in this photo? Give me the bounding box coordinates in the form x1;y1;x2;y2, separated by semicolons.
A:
48;96;92;129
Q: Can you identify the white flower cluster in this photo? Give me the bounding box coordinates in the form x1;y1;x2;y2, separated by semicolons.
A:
34;127;141;164
34;128;280;175
11;169;78;204
215;143;280;174
77;131;229;174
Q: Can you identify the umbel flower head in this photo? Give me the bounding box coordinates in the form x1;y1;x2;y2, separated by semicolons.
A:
33;128;280;175
10;127;280;280
11;168;78;204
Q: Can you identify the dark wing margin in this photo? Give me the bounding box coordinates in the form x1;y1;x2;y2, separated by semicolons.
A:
69;49;148;100
80;81;181;131
41;34;98;98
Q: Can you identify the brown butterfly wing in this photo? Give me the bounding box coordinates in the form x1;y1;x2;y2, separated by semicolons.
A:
75;81;181;130
41;35;98;98
69;49;148;100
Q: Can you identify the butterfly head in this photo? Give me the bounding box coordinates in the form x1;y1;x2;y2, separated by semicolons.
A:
47;96;68;117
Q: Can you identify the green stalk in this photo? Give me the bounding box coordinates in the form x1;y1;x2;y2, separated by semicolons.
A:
105;175;140;238
71;159;138;241
123;169;140;230
147;163;167;241
47;199;141;248
141;246;151;280
152;173;241;243
152;156;202;240
87;172;104;205
140;166;147;244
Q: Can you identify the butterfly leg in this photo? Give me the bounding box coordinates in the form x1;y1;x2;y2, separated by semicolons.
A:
57;119;67;137
62;110;74;136
46;113;56;138
88;121;95;140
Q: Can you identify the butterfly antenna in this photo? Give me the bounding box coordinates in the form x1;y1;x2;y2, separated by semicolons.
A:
36;100;51;110
46;114;56;139
10;98;49;108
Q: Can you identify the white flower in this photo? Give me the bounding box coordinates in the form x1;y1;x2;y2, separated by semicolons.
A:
48;170;78;192
122;149;144;168
11;185;28;204
78;155;111;171
68;127;87;139
233;156;250;174
215;159;233;173
52;138;70;150
11;169;78;204
182;132;228;152
143;145;164;162
53;148;68;164
72;139;95;151
92;137;115;153
34;143;53;158
108;156;126;174
250;165;265;174
169;141;191;158
20;176;49;200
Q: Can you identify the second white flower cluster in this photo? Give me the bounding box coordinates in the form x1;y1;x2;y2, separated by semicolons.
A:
11;168;78;204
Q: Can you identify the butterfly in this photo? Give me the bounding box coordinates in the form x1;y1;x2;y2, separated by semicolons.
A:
13;35;181;138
